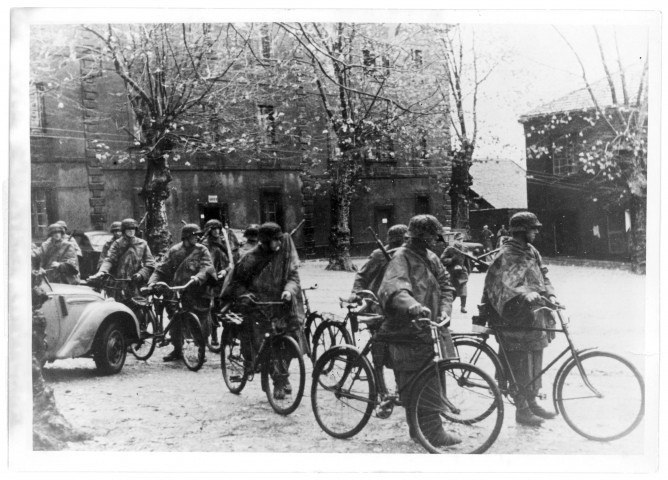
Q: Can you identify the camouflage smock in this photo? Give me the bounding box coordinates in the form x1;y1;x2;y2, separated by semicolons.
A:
33;238;80;285
482;238;556;351
99;236;155;298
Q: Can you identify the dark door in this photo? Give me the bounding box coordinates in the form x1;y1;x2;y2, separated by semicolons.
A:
374;205;394;242
198;203;229;228
260;190;284;229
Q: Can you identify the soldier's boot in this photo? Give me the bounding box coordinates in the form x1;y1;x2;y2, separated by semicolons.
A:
528;396;558;420
210;325;219;346
460;296;468;314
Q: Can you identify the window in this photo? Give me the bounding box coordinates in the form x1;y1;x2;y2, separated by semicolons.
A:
412;49;423;68
258;105;276;145
31;187;56;238
552;133;578;176
260;189;284;227
260;24;271;59
30;82;46;132
415;195;431;215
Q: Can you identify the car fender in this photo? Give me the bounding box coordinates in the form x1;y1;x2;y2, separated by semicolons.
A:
55;301;141;359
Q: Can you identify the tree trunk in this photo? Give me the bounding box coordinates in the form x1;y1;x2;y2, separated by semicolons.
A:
140;154;173;259
326;151;357;272
629;195;646;274
449;147;474;230
32;286;90;450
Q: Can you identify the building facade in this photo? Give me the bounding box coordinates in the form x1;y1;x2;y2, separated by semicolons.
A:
30;24;453;257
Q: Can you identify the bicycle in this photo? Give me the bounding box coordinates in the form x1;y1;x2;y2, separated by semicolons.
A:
126;280;206;371
451;296;644;441
219;294;306;415
300;284;330;359
310;311;504;454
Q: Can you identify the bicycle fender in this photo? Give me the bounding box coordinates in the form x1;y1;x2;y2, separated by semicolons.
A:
311;344;365;378
551;347;599;412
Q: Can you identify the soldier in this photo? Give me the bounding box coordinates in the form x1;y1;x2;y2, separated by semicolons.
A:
89;218;155;301
226;222;305;399
148;224;215;362
481;224;494;252
377;214;460;447
98;221;122;269
482;211;559;426
239;223;260;256
345;224;408;304
201;219;233;345
440;232;470;313
33;223;80;284
55;220;83;259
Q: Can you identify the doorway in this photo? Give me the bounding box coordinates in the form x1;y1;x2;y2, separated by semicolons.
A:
374;205;395;241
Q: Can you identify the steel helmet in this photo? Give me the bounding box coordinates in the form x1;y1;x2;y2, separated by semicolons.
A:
407;215;443;239
121;218;139;232
387;224;408;243
244;224;261;237
204;219;223;230
47;223;66;236
509;211;543;233
109;221;122;233
258;222;283;243
181;223;203;240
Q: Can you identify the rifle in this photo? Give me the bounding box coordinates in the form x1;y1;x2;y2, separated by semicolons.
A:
218;225;236;299
290;219;306;237
367;227;391;262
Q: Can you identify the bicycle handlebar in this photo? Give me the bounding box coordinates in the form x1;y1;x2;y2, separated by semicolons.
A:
533;296;565;312
339;290;380;305
141;280;195;296
303;284;318;291
412;316;451;329
239;293;287;305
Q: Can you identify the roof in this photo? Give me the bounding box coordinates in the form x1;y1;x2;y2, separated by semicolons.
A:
470;158;527;209
520;63;646;121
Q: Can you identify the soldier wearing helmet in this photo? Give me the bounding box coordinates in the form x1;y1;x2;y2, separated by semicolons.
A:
482;211;559;426
201;219;233;347
377;215;461;447
239;223;260;256
32;223;80;284
55;220;83;259
90;218;156;303
481;224;494;252
226;222;305;400
346;223;408;304
440;232;470;314
148;223;215;362
97;221;123;269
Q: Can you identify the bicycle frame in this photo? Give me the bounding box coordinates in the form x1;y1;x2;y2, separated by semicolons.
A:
456;301;603;402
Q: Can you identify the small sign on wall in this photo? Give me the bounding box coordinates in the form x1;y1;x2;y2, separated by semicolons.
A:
208;195;218;203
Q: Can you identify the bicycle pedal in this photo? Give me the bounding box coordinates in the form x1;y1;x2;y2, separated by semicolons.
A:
376;399;394;419
537;393;547;400
158;339;170;348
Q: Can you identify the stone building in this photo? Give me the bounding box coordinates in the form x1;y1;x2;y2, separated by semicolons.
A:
30;24;453;257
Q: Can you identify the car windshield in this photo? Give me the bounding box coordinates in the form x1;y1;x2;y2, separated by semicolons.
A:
85;231;113;251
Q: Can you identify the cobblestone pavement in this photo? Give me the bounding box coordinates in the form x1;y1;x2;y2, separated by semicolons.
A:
40;259;654;470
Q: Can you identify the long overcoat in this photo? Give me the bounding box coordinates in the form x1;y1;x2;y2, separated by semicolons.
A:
99;236;155;298
482;238;556;351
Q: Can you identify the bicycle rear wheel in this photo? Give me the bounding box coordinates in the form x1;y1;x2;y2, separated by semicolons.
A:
311;345;376;439
130;308;157;361
409;361;504;454
304;312;325;358
180;312;206;372
220;325;248;394
311;319;353;363
262;335;305;415
555;350;644;441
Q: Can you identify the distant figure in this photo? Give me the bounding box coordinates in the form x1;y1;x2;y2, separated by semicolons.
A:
481;225;494;252
496;224;511;248
98;221;122;269
33;224;80;284
440;233;470;313
55;220;82;259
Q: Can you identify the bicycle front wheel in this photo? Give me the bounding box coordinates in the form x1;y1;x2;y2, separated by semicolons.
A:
180;312;206;372
304;312;325;358
453;337;504;387
555;350;644;441
130;308;157;361
409;361;504;454
311;345;376;439
261;335;305;415
311;319;352;363
220;325;248;394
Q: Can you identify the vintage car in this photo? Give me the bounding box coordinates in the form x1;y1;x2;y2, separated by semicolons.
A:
40;279;141;375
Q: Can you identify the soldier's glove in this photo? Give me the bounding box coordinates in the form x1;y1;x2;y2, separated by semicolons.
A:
131;273;143;284
217;269;227;280
453;265;463;272
50;261;61;270
281;291;292;302
523;292;541;305
345;294;361;304
408;303;431;318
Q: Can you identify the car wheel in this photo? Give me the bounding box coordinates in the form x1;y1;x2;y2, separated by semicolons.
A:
94;320;127;375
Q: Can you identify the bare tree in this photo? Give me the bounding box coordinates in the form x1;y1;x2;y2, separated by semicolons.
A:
278;22;449;270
